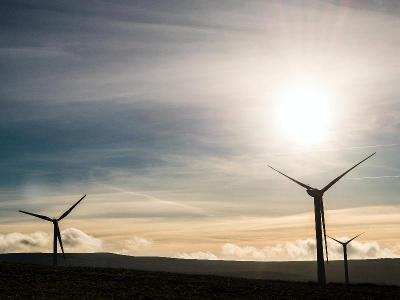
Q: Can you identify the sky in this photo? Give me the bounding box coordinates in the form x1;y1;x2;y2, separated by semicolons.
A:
1;0;400;261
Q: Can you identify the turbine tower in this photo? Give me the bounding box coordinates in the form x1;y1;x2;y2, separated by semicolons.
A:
19;194;86;266
328;233;363;285
268;153;375;286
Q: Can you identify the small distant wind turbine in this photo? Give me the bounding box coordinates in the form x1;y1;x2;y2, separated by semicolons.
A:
268;153;375;286
19;195;86;266
328;233;364;285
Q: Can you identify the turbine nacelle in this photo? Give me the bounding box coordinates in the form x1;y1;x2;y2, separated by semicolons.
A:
306;188;323;198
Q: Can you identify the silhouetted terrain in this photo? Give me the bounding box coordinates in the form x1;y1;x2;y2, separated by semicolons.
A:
1;253;400;287
1;261;399;299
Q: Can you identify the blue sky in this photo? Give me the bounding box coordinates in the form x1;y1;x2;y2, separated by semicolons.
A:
1;0;400;259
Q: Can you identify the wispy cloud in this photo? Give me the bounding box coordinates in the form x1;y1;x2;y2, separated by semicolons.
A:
95;183;207;216
265;143;400;157
1;0;400;257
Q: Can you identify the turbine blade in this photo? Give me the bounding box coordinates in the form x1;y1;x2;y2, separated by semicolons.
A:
55;223;65;259
327;235;345;245
346;232;364;244
58;195;86;221
320;200;329;263
19;210;52;222
321;152;376;193
267;165;312;190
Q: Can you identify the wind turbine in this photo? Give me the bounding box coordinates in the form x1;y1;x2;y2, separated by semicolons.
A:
19;195;86;266
268;153;375;286
328;233;363;285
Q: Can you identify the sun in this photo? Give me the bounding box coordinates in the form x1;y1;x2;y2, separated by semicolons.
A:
276;83;331;145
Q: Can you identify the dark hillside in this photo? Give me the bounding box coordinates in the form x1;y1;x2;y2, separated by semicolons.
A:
1;262;399;299
1;253;400;286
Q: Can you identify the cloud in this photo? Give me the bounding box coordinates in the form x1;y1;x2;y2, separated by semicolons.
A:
222;243;269;261
120;236;153;255
175;239;400;262
61;228;103;252
0;228;103;253
1;1;400;250
221;239;400;261
323;0;400;14
175;251;218;260
345;240;397;259
0;232;49;253
2;227;400;261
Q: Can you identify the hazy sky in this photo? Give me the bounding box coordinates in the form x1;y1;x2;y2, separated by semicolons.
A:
1;0;400;260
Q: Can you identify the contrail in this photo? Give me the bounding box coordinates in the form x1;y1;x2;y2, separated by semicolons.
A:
266;143;400;157
344;143;400;150
345;175;400;180
92;182;207;214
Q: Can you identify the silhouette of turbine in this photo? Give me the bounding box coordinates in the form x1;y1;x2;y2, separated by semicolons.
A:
328;233;363;285
268;153;375;286
19;195;86;266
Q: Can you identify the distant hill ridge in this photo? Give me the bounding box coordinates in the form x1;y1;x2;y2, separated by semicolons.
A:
1;253;399;286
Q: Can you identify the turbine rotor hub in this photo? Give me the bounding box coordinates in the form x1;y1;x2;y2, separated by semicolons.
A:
306;188;323;198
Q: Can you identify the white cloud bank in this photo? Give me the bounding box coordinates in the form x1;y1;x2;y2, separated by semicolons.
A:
0;228;102;253
0;230;154;255
2;231;400;262
177;238;400;261
119;236;154;255
175;251;218;260
0;232;49;253
61;228;103;252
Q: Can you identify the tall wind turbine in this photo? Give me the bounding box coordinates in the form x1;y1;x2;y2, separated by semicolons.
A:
328;233;363;285
19;195;86;266
268;153;375;285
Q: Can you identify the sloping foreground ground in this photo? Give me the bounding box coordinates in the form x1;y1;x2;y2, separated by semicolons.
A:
1;263;399;300
1;253;400;285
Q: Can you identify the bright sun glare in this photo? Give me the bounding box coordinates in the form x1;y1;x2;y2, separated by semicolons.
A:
277;83;331;145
